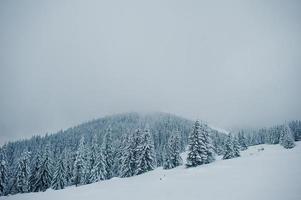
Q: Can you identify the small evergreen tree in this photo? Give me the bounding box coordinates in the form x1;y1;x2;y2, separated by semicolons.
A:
28;153;41;192
223;134;240;160
279;125;295;149
89;151;106;183
238;131;248;150
119;134;135;178
51;158;66;190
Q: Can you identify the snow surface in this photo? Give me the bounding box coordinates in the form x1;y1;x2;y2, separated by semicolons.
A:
2;142;301;200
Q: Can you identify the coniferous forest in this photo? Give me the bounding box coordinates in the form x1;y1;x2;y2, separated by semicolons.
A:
0;112;300;196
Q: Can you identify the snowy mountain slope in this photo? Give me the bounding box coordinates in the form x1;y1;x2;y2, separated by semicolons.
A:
3;142;301;200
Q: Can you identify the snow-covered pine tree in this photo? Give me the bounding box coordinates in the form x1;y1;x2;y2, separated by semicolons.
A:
163;132;182;169
279;125;295;149
223;133;240;160
28;152;41;192
34;145;53;192
135;128;156;175
186;120;203;167
51;158;66;190
89;135;106;183
233;136;241;157
103;128;114;179
15;151;31;193
238;131;248;150
0;147;8;196
198;123;215;164
63;148;74;186
72;136;87;186
119;134;135;177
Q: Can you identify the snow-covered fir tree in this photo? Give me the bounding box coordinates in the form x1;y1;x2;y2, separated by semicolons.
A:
33;145;53;192
72;136;87;186
28;153;41;192
14;151;31;193
223;133;240;160
163;132;182;169
135;128;157;175
51;158;66;190
119;134;135;178
237;131;248;150
186;121;215;167
279;125;295;149
102;128;114;180
89;135;106;183
0;147;8;196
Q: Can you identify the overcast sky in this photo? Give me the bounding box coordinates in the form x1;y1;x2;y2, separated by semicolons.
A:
0;0;301;144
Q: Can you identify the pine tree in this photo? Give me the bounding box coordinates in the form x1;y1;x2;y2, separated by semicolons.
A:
279;125;295;149
0;147;8;196
89;135;106;183
163;132;182;169
28;153;41;192
135;128;156;175
103;128;114;179
238;131;248;150
223;133;240;160
34;145;53;192
51;158;66;190
233;136;241;157
72;136;86;186
15;151;31;193
186;120;203;167
186;121;215;167
119;134;135;177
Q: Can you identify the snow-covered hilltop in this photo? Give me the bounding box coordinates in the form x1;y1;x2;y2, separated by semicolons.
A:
0;112;300;199
2;142;301;200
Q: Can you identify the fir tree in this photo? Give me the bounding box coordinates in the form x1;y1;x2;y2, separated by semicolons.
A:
89;151;106;183
103;128;114;179
72;136;86;186
163;132;182;169
119;134;135;177
15;151;31;193
51;158;66;190
186;121;215;167
223;133;240;160
135;128;156;175
34;145;53;192
279;125;295;149
238;131;248;150
28;153;41;192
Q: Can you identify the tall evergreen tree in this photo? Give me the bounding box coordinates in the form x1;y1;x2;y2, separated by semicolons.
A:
135;128;156;175
34;145;53;192
279;125;295;149
51;158;66;190
28;153;41;192
0;147;8;196
15;151;31;193
186;121;215;167
103;128;114;179
72;136;86;186
119;134;135;178
89;135;106;183
163;132;182;169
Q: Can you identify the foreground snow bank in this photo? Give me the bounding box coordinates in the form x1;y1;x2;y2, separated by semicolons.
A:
2;142;301;200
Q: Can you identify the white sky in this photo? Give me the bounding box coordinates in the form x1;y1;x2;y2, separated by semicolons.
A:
1;0;301;144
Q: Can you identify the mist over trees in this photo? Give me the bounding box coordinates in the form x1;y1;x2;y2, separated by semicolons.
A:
0;112;300;196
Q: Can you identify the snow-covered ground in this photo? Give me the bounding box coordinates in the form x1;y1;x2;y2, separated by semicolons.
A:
2;142;301;200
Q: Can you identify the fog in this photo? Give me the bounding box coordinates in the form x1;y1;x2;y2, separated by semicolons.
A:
0;0;301;144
